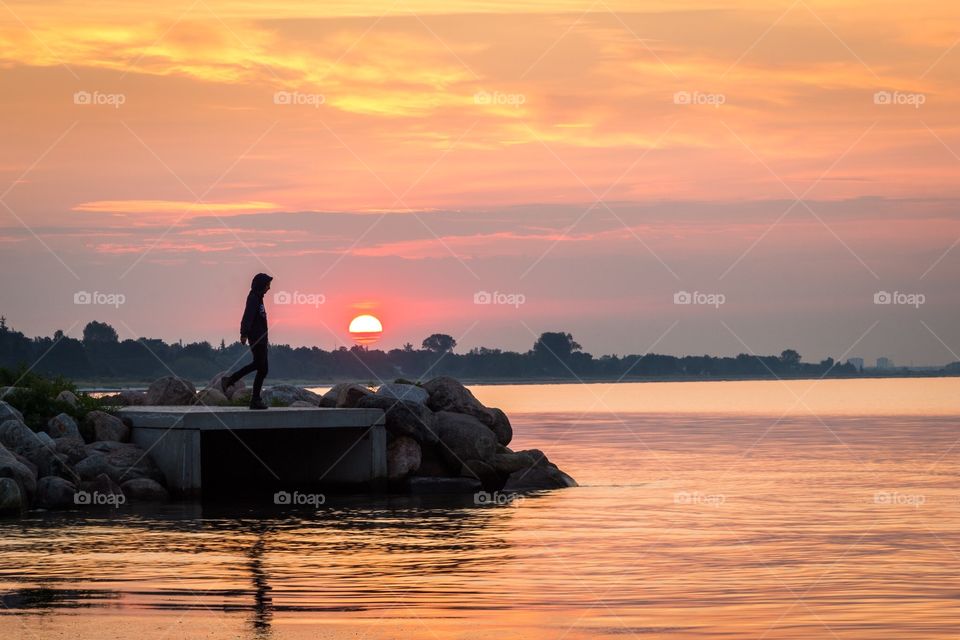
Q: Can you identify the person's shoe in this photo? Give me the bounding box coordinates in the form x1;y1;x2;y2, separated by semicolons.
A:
249;399;268;410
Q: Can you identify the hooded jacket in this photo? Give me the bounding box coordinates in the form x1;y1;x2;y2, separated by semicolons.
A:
240;273;272;343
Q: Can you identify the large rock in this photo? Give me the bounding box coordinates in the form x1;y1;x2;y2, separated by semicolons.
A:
0;443;36;502
0;418;40;453
376;383;429;405
387;436;421;479
0;477;24;514
46;413;80;439
36;476;77;509
209;371;245;401
77;442;164;484
120;478;169;502
487;408;513;447
355;395;439;444
85;411;130;443
0;419;72;480
435;411;497;468
0;401;24;424
289;400;316;408
54;436;87;464
146;376;196;405
322;383;373;408
501;449;577;491
77;473;125;507
118;390;147;406
263;385;321;407
56;389;79;408
422;377;511;445
195;388;230;406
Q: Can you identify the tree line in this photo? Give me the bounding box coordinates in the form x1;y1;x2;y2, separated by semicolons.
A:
0;317;928;385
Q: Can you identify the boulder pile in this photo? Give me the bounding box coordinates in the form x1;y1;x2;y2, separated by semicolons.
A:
89;375;577;497
0;400;168;515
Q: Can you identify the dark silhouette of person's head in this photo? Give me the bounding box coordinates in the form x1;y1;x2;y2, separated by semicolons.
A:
251;273;273;295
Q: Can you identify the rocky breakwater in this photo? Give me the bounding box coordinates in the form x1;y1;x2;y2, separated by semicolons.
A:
0;395;168;516
321;377;577;494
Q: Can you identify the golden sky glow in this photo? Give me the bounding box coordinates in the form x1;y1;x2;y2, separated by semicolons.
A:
1;0;958;361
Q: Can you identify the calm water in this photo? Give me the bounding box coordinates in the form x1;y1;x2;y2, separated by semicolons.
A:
1;379;959;639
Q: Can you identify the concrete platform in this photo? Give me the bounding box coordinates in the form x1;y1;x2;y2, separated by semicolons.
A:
119;406;387;497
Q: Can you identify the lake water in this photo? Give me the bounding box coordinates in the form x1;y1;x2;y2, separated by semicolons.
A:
2;378;959;639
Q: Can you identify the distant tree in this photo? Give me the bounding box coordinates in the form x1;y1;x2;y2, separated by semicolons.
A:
54;329;64;340
422;333;457;353
533;332;581;360
0;316;6;331
780;349;801;367
82;321;118;344
219;339;226;351
402;342;414;352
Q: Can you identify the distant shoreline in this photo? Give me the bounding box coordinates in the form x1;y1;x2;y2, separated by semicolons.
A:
77;371;958;393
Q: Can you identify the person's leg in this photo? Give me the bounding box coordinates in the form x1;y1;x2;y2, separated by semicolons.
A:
251;342;269;402
226;358;258;385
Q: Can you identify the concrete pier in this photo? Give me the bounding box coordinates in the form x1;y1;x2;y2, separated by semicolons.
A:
119;406;387;496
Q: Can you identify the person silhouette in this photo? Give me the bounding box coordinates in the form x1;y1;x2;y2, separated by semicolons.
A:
222;273;273;410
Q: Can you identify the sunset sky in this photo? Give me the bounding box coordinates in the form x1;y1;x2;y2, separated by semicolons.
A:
1;0;958;364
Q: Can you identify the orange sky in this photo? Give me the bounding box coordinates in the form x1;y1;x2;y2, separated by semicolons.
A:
1;0;958;363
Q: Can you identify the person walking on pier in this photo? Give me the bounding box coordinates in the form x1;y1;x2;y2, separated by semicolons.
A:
222;273;273;410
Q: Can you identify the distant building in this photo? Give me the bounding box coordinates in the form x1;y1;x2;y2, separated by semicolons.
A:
876;357;894;369
847;357;864;371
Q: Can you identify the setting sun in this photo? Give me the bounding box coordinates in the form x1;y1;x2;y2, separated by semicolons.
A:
348;314;383;345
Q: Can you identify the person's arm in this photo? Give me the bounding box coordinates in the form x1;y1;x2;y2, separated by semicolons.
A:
239;292;256;343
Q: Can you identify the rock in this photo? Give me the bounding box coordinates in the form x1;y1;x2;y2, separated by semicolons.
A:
228;384;249;401
487;408;513;447
492;450;538;476
263;384;321;407
145;376;196;405
54;437;87;464
118;390;147;406
56;389;79;408
459;459;502;491
0;477;24;514
502;450;577;491
0;419;40;453
120;478;169;502
435;411;497;468
36;476;77;509
0;443;36;502
77;442;164;484
355;395;439;444
13;452;38;478
323;383;373;408
85;411;130;443
0;401;24;424
195;388;230;406
77;473;125;507
0;419;71;480
414;443;458;477
423;376;491;420
289;400;316;408
407;476;482;494
46;413;81;439
376;383;429;405
209;371;245;401
387;436;421;479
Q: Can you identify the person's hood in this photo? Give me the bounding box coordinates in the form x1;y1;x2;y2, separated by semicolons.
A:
250;273;273;294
